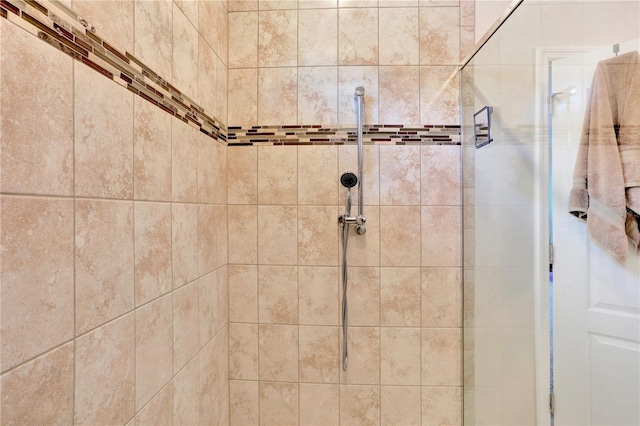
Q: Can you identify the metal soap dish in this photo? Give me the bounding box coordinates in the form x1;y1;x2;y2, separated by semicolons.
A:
474;106;493;149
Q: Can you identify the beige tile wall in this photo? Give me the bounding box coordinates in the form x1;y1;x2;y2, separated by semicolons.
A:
227;143;463;425
228;0;476;127
1;0;470;425
0;0;229;423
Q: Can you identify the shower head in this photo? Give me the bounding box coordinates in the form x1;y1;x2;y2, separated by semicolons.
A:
551;85;578;98
340;172;358;188
354;86;365;97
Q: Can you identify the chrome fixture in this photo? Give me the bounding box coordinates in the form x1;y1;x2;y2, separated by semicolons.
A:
338;87;367;371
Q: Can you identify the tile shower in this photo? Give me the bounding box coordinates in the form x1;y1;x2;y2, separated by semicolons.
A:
0;0;471;424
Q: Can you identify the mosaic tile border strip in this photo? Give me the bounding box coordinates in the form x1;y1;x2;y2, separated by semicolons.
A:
227;124;461;146
0;0;227;142
1;0;461;147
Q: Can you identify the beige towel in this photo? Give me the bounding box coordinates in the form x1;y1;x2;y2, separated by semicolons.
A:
569;51;640;263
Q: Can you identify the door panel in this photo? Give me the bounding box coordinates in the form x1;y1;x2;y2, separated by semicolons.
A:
551;41;640;426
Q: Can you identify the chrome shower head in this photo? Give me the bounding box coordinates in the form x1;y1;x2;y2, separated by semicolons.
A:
340;172;358;188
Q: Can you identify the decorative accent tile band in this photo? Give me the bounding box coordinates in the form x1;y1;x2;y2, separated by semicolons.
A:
227;125;461;146
1;0;461;147
0;0;227;142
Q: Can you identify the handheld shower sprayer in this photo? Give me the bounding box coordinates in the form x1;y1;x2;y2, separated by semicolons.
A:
341;172;358;217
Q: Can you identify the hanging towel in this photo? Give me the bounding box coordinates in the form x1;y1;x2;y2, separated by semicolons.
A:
569;50;640;263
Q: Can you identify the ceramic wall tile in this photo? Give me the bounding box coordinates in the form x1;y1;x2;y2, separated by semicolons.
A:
379;0;418;6
198;204;218;276
343;205;381;267
229;12;258;67
259;381;299;426
379;66;420;124
0;21;73;196
199;272;219;346
172;203;198;287
172;119;199;203
345;267;380;326
228;205;258;264
258;265;299;324
298;67;338;124
298;9;338;66
380;267;421;326
258;10;297;67
229;380;259;425
298;206;339;266
421;145;461;206
198;338;219;416
460;25;476;61
173;282;200;372
228;146;258;204
258;67;298;125
379;145;421;205
380;206;421;266
420;6;460;65
217;268;230;330
75;314;135;425
75;200;134;335
421;386;462;426
300;0;338;8
422;328;462;386
340;327;380;385
258;324;299;382
338;66;379;125
198;134;217;204
339;144;380;206
214;141;228;205
229;323;259;380
134;98;172;201
134;202;172;307
216;58;229;123
228;69;258;126
74;64;134;199
421;206;462;267
298;145;339;205
380;386;421;426
174;355;200;426
199;0;220;55
173;2;199;97
422;268;462;327
135;295;173;410
299;326;340;383
260;0;298;10
174;0;199;24
230;0;259;11
0;342;74;425
74;0;134;52
216;1;229;65
198;37;218;117
379;8;419;65
420;66;460;125
338;8;379;65
380;328;421;385
299;266;340;326
134;0;172;80
134;382;174;426
257;145;297;204
257;205;298;265
340;385;381;425
229;265;259;323
299;383;340;425
0;196;74;371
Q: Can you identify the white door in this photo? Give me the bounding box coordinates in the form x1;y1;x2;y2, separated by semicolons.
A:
551;42;640;426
